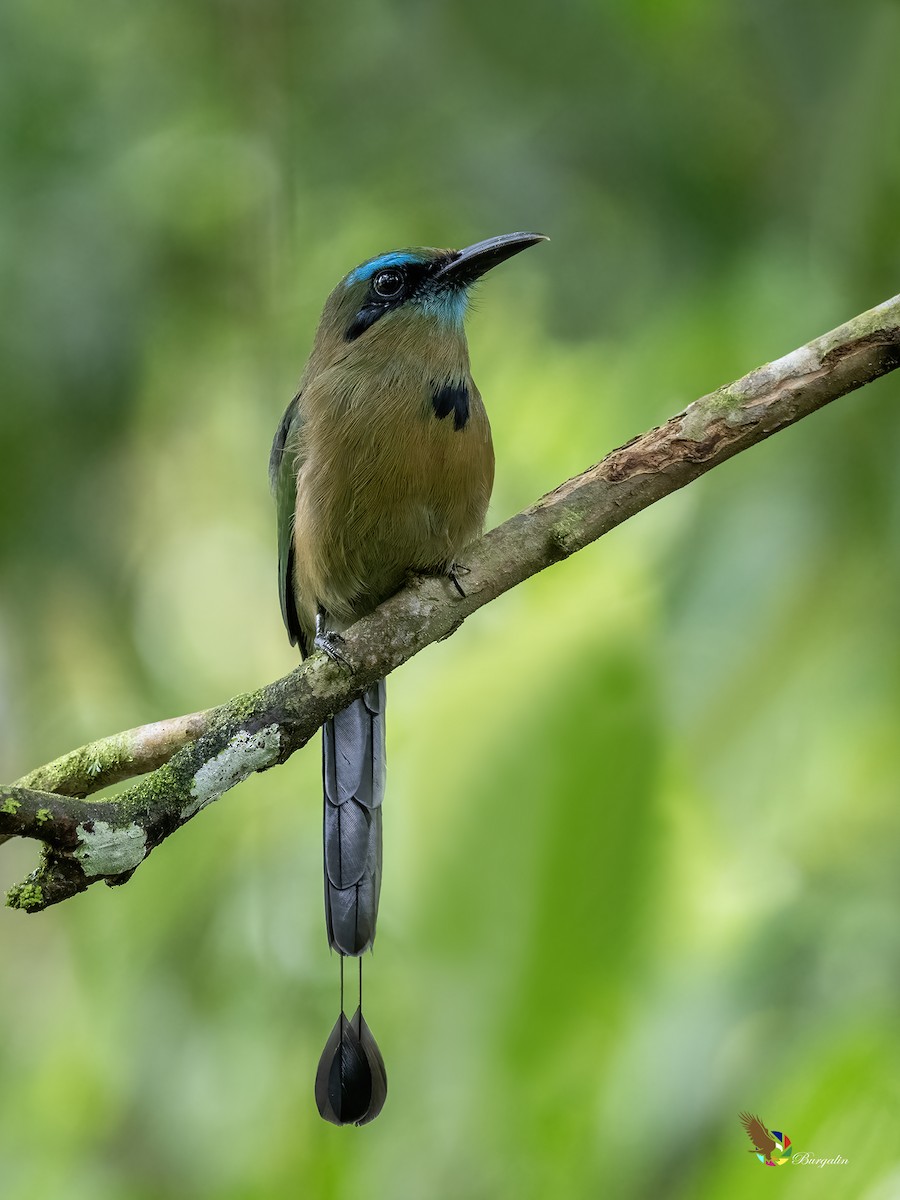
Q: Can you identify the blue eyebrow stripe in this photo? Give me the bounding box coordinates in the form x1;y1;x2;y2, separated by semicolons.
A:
346;252;423;286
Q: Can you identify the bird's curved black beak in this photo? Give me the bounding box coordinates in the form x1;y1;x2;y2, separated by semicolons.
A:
432;231;548;288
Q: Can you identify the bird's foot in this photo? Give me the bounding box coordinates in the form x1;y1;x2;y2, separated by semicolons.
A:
447;562;470;598
315;614;352;669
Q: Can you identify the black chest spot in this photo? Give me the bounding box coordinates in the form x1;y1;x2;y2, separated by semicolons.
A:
431;380;470;431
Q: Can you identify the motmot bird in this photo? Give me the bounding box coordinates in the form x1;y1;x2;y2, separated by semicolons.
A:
269;231;547;1125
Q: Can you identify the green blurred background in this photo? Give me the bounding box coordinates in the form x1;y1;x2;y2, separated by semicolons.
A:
2;2;899;1197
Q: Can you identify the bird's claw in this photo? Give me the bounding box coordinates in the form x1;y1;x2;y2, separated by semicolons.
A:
315;630;352;668
448;562;470;599
315;615;352;669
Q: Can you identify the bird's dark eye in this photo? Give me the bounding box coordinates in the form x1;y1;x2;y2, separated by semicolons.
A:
372;269;404;299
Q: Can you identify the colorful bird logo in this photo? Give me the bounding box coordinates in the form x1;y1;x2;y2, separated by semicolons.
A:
740;1112;793;1166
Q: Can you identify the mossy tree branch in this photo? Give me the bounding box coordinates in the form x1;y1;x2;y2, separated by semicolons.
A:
14;710;216;799
3;293;899;912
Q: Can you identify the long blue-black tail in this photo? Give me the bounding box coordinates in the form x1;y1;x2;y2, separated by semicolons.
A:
315;680;388;1125
322;680;385;953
